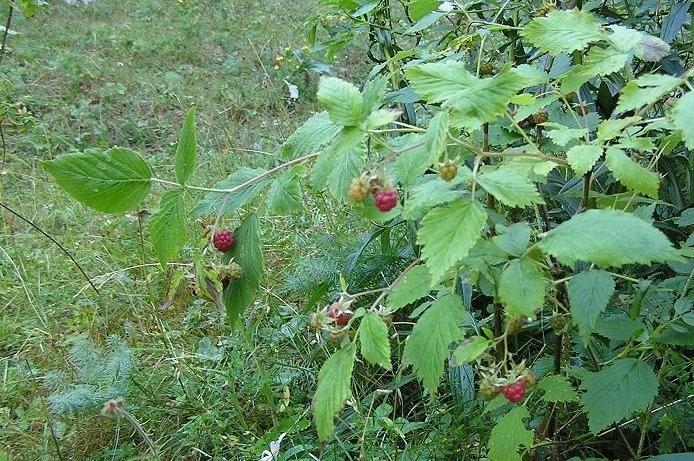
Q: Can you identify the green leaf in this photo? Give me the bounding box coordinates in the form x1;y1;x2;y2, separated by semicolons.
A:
406;60;476;104
402;174;467;220
521;9;605;55
386;264;433;312
424;111;449;162
417;199;487;283
268;167;302;214
566;144;603;176
567;270;615;340
280;112;341;159
673;91;694;149
597;116;641;141
363;109;400;130
604;148;659;198
545;124;588;146
615;74;682;114
560;47;629;94
194;168;270;216
42;147;151;213
149;189;187;266
222;214;263;327
453;336;492;364
498;258;546;318
313;344;356;441
538;375;578;402
581;358;658;432
358;313;391;370
402;295;464;392
391;134;432;187
175;106;197;184
538;209;677;268
487;406;534;461
493;222;532;257
311;127;364;199
317;77;363;126
477;169;543;208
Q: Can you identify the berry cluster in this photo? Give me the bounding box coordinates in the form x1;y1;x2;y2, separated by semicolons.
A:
479;364;536;404
348;175;399;212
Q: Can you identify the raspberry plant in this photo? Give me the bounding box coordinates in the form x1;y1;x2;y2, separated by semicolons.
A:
42;1;694;459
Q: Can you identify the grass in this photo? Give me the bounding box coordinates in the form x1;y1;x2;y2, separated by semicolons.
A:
0;1;374;459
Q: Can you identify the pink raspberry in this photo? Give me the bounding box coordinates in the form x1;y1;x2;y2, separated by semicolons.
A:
212;229;236;253
374;189;398;212
502;380;526;403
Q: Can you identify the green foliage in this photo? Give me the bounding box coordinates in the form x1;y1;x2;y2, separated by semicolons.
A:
487;406;534;461
149;189;187;265
567;270;615;340
521;9;605;54
498;258;546;318
175;106;197;185
358;312;391;370
566;144;603;176
605;148;660;198
386;264;432;312
313;344;356;441
477;169;543;208
317;77;363;126
538;375;578;403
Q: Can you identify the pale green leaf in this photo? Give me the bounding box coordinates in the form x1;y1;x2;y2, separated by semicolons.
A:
581;358;658;432
311;127;364;199
567;270;615;340
175;106;197;184
566;144;603;176
194;168;269;216
453;336;492;364
477;169;543;208
280;112;340;159
538;375;578;402
545;124;588;147
313;344;356;441
498;258;546;318
673;91;694;149
43;147;151;213
149;189;187;266
521;9;605;55
391;134;429;187
424;111;449;162
561;47;629;94
487;406;534;461
493;222;532;257
317;77;364;126
268;167;302;214
358;313;391;370
403;295;464;392
597;116;641;141
615;74;681;114
363;109;400;130
386;264;433;311
417;199;487;282
604;148;659;198
538;209;677;267
402;174;466;220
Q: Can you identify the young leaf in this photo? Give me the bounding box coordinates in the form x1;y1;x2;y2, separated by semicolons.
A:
402;174;466;220
149;189;187;266
175;106;197;185
313;344;356;441
222;213;263;327
538;209;677;267
311;127;363;197
477;169;543;208
567;270;615;340
604;148;659;198
566;144;603;176
615;74;681;114
42;147;151;213
493;222;532;257
560;47;629;94
498;258;546;318
194;168;270;216
597;116;641;141
538;375;578;402
280;112;341;159
672;91;694;149
453;336;492;364
403;294;464;392
424;111;449;162
268;167;302;214
521;9;605;55
358;313;391;370
545;125;588;146
417;199;487;283
487;406;534;461
581;358;658;433
386;264;433;311
317;77;363;127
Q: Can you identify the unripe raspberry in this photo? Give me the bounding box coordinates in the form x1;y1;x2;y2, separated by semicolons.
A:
532;109;548;125
480;62;495;76
502;380;526;403
309;313;322;333
374;189;398;212
348;177;370;202
550;313;570;333
326;302;352;327
216;262;243;284
438;161;458;182
479;377;501;400
213;229;236;253
521;369;537;388
506;315;524;336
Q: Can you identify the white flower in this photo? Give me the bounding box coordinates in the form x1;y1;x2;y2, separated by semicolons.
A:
439;1;456;13
259;433;286;461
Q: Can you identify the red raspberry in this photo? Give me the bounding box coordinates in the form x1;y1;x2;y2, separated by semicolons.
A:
212;229;236;252
326;303;352;327
374;189;398;212
502;380;526;403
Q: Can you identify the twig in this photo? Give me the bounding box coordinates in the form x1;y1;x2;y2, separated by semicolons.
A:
0;4;13;64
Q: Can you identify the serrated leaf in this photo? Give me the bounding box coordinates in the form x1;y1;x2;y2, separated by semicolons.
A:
597;116;641;141
42;147;151;213
545;124;587;146
561;47;629;94
477;169;543;208
363;109;400;130
567;270;615;340
222;213;263;327
149;189;187;266
175;106;197;184
521;9;605;55
487;406;534;461
386;264;433;311
538;209;677;267
424;111;449;162
313;344;356;441
566;144;603;176
317;77;363;126
498;258;545;318
311;127;363;196
280;112;341;159
361;76;388;114
615;74;682;114
358;313;391;370
581;358;658;432
194;168;269;216
268;167;302;214
402;174;467;220
453;336;492;364
673;91;694;149
538;375;578;402
605;148;659;198
391;134;430;187
417;199;487;283
402;295;464;392
493;222;532;257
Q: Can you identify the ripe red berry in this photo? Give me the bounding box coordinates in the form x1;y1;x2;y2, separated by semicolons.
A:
326;303;352;327
374;189;398;212
212;229;236;252
502;380;526;403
